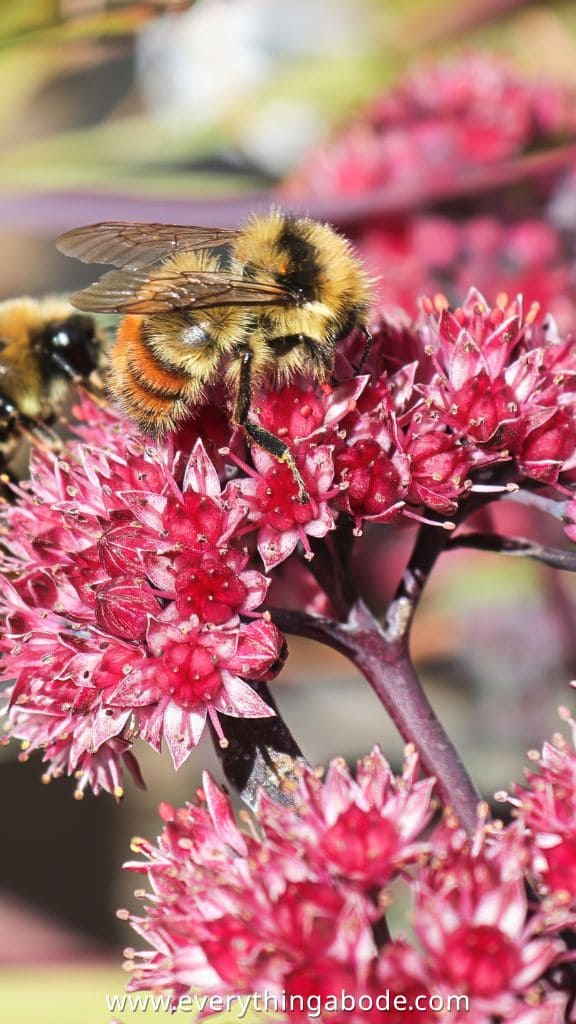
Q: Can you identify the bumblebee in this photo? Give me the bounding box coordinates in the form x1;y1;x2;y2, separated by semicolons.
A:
0;296;104;476
56;210;372;493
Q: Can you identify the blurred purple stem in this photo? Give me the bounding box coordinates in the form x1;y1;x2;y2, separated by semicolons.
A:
7;143;576;235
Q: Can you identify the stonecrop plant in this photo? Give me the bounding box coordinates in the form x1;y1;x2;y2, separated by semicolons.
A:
4;51;576;1024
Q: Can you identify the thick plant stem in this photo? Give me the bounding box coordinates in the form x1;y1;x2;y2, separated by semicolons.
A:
272;600;481;832
340;601;480;831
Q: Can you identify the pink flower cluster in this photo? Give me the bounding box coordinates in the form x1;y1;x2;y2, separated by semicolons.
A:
417;291;576;486
122;748;572;1022
511;708;576;914
283;53;576;328
357;216;576;328
336;288;576;529
238;288;576;538
0;420;284;796
284;54;575;200
3;288;576;795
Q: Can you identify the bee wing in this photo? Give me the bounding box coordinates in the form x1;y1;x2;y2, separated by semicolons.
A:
69;266;295;314
56;222;238;270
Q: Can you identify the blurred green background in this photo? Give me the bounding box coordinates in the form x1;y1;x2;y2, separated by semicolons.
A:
2;1;576;1021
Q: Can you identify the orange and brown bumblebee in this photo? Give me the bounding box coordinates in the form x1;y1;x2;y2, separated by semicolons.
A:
0;296;105;477
56;209;372;491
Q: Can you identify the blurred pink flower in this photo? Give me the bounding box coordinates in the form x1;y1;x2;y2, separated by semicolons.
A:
283;53;576;328
285;54;576;201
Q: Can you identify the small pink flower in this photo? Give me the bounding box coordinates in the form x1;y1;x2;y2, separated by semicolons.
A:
94;577;161;640
513;711;576;910
236;445;338;570
405;432;475;515
174;552;252;625
271;746;435;889
334;438;406;526
517;408;576;483
413;823;564;1015
256;378;368;445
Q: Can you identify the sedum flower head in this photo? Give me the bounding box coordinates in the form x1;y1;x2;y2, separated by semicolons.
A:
0;411;284;796
121;749;434;1011
418;290;576;485
284;53;576;328
285;53;576;201
121;750;571;1021
412;822;565;1016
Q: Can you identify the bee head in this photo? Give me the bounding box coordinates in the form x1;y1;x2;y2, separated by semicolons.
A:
44;313;101;379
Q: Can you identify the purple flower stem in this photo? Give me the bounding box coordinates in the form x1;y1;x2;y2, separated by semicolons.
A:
217;500;512;820
272;598;480;833
449;531;576;571
505;488;568;521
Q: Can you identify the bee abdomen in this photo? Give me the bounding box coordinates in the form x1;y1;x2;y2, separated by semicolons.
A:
109;316;193;434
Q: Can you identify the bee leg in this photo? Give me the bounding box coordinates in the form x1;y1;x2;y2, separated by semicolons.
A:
0;394;31;466
50;350;83;380
233;347;308;502
18;420;62;453
0;397;56;496
0;458;15;501
0;400;61;455
354;324;373;373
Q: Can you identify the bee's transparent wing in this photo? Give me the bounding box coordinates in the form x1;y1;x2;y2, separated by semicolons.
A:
69;266;295;314
57;221;238;270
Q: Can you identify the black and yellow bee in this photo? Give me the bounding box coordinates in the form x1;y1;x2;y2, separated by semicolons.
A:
57;209;372;493
0;296;104;478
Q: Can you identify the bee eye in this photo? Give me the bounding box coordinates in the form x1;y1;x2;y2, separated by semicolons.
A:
44;315;100;378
